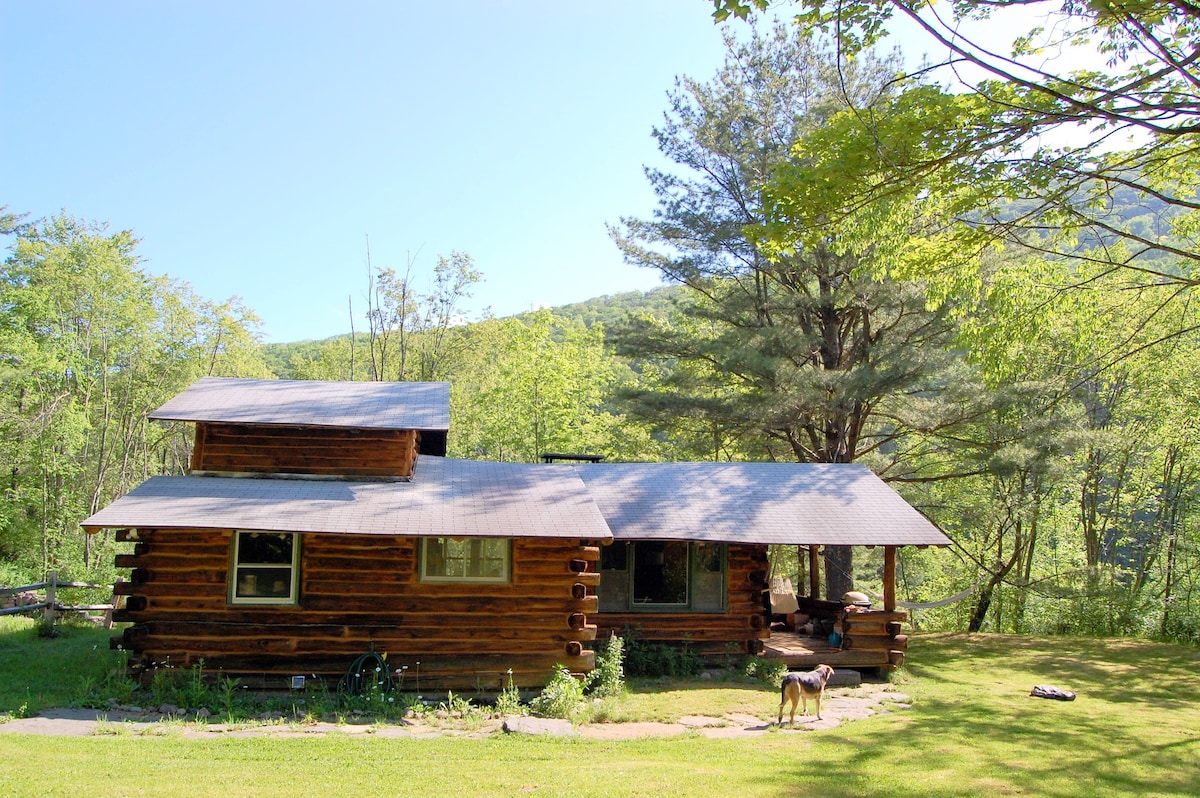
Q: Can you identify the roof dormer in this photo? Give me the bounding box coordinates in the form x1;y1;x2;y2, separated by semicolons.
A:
150;378;450;479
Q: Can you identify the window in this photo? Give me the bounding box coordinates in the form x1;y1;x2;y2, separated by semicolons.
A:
420;537;510;582
230;531;298;605
599;541;727;612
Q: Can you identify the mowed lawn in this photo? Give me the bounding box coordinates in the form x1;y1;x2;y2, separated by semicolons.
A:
1;624;1197;798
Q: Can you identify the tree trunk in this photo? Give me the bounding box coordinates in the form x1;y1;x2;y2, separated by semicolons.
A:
824;545;854;601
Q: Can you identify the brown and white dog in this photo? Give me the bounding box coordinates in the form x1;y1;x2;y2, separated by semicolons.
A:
777;664;835;723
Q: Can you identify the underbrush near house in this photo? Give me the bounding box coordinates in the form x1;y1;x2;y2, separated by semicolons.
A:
0;620;643;728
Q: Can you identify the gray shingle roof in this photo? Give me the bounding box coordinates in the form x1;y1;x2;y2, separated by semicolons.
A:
149;378;450;431
81;458;609;539
573;462;949;547
83;458;949;547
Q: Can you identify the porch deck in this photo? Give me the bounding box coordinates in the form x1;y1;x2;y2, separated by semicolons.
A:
762;629;898;670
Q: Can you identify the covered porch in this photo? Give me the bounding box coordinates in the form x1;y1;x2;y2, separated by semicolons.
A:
764;545;912;670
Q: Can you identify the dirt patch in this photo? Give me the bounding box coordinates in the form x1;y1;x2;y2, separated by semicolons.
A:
0;684;910;739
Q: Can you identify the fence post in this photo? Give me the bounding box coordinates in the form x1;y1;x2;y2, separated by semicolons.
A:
43;570;57;627
104;577;123;629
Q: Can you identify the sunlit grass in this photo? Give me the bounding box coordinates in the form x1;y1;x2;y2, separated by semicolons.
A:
0;630;1197;797
0;616;117;716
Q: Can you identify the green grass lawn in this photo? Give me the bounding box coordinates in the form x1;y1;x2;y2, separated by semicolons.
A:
1;621;1197;797
0;616;117;715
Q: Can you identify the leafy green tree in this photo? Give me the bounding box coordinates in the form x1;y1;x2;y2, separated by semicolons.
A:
0;213;268;583
364;250;481;381
720;0;1200;302
611;22;980;597
893;237;1200;635
447;310;665;463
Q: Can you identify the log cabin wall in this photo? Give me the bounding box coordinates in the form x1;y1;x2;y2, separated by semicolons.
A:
191;422;418;478
593;543;770;659
112;528;598;690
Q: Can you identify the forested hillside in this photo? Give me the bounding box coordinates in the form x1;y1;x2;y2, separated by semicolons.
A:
3;2;1198;646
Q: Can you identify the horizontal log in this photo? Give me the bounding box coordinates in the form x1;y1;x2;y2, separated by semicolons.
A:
134;531;232;546
842;619;891;636
571;624;598;642
302;554;414;571
598;611;757;628
886;621;903;636
842;633;903;651
129;568;227;585
117;543;230;560
200;446;412;467
593;625;766;644
133;649;595;681
300;535;411;552
132;635;574;659
200;463;413;479
135;620;591;643
201;423;415;442
303;595;589;614
567;596;599;613
114;605;583;626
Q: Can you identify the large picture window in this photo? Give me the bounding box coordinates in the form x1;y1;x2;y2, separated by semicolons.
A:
599;541;726;612
420;537;510;582
230;531;299;605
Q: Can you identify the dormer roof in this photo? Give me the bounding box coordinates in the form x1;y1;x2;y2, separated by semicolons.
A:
150;378;450;432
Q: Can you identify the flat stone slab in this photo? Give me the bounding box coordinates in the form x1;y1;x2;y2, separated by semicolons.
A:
0;708;101;737
502;716;577;737
826;669;862;687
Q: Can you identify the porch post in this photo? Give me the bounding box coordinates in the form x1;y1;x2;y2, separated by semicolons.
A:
808;546;821;599
883;546;897;612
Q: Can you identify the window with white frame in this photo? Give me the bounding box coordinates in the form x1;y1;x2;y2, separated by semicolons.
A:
230;531;299;605
420;537;510;582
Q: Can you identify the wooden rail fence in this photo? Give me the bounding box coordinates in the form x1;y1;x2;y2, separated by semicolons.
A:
0;571;121;629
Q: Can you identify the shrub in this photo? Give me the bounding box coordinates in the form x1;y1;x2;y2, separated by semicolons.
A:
529;665;584;719
624;636;703;678
494;669;525;716
585;634;625;697
743;656;788;686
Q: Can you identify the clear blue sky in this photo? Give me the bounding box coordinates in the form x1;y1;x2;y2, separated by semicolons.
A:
2;1;745;342
3;2;1060;344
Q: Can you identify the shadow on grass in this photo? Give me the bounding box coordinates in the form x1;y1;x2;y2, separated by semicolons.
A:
749;633;1200;798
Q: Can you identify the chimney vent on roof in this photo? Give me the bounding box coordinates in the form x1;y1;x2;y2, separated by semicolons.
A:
540;453;604;464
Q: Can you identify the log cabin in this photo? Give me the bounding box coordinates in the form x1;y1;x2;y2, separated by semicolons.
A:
82;377;950;690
